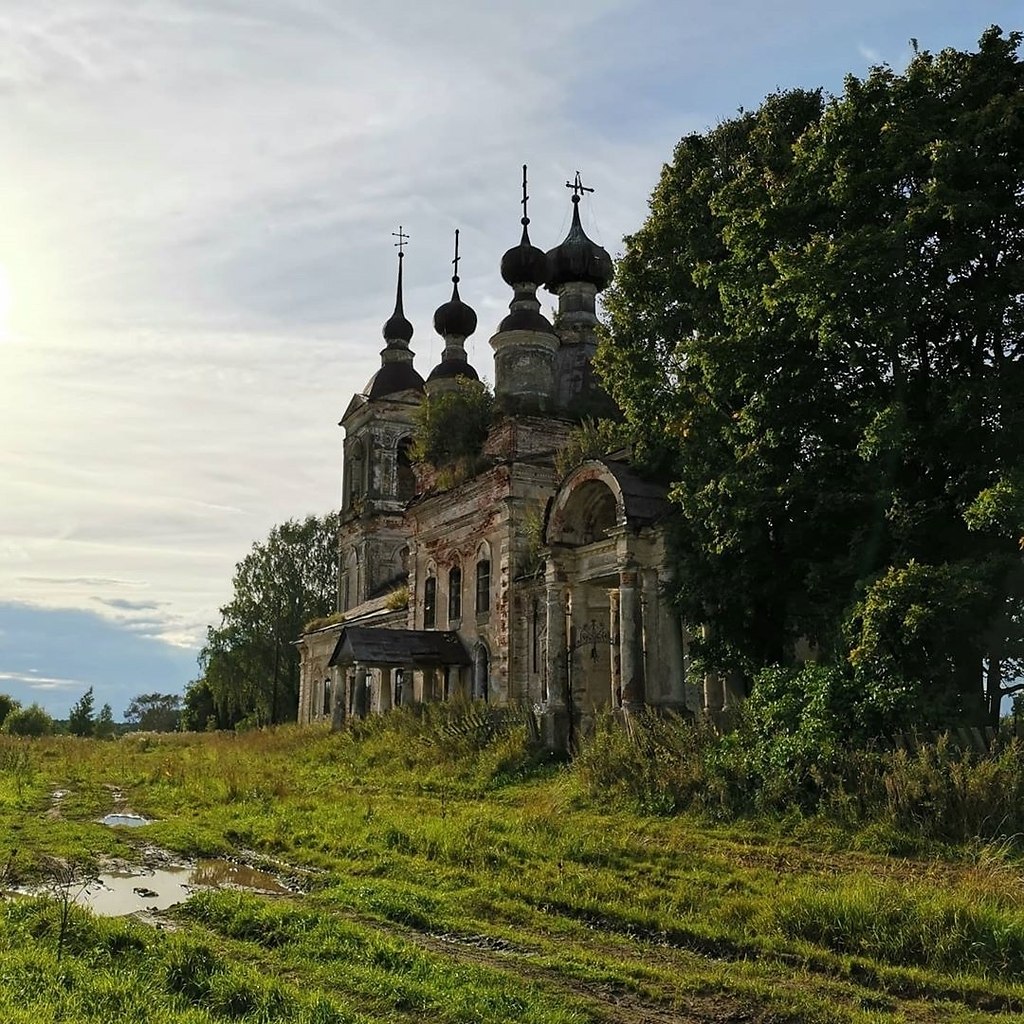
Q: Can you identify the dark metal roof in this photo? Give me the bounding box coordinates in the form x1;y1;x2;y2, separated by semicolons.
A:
433;281;478;340
365;362;425;399
603;459;672;526
328;627;471;668
544;198;614;293
497;306;556;335
426;359;479;382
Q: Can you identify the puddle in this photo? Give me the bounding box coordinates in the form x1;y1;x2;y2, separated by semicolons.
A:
100;813;151;827
28;859;292;917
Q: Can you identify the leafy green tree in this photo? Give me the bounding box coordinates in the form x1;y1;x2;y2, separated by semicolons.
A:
4;703;55;737
181;679;231;731
600;28;1024;726
124;693;181;732
198;511;341;725
0;694;19;730
67;686;95;737
94;703;116;739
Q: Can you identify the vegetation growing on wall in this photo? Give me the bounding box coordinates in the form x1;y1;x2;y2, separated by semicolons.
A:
411;379;493;469
553;417;629;478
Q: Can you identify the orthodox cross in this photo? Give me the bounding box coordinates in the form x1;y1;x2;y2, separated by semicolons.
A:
451;228;461;283
392;225;409;257
520;164;530;225
565;171;594;202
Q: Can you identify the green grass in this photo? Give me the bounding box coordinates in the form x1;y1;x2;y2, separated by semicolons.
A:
1;711;1024;1022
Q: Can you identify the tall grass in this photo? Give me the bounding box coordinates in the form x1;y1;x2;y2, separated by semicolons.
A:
572;709;1024;845
5;708;1024;1021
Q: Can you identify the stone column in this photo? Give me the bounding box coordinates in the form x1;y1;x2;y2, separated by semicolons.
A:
659;573;686;709
567;585;588;709
545;573;568;707
723;670;744;711
297;650;309;725
703;671;726;713
330;667;346;732
619;569;645;711
608;587;621;708
641;570;661;703
353;665;369;719
378;667;393;713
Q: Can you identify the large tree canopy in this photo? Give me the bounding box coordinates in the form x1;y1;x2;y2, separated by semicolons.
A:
198;511;340;726
599;28;1024;726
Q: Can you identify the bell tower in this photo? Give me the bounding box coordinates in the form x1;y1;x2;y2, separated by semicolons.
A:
338;228;422;611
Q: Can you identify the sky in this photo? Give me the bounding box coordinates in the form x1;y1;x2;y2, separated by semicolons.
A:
0;0;1018;718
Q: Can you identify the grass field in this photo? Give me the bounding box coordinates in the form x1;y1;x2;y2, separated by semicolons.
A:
1;707;1023;1023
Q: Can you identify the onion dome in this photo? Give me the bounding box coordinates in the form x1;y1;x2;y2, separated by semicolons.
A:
432;229;478;341
365;227;424;399
382;246;414;344
433;281;478;340
428;230;479;386
496;166;556;336
544;172;614;293
500;228;548;288
500;165;549;287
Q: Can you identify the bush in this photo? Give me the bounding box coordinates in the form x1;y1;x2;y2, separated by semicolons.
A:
0;694;19;730
3;704;55;738
412;379;493;467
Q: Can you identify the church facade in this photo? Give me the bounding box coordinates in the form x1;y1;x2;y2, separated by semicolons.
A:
297;172;719;747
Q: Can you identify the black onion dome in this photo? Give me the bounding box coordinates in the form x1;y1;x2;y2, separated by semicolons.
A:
382;255;414;343
427;359;479;383
382;308;413;344
501;224;548;287
365;362;424;398
433;281;478;339
544;198;614;292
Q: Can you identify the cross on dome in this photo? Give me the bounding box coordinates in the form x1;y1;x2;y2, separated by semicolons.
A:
565;171;594;204
451;228;461;284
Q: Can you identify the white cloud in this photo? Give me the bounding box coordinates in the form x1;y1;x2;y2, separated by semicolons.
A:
0;671;84;690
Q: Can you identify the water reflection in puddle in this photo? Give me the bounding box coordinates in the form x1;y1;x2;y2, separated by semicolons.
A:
74;860;292;917
100;813;151;827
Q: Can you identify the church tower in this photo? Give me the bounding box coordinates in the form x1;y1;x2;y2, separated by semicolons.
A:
545;172;615;414
490;166;559;411
337;229;422;611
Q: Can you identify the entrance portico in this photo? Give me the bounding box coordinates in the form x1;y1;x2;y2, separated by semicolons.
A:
542;460;688;744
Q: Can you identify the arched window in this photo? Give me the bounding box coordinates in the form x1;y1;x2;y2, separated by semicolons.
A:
424;574;437;629
322;678;331;718
448;565;462;623
397;438;416;502
475;544;491;616
348;440;366;504
344;550;359;611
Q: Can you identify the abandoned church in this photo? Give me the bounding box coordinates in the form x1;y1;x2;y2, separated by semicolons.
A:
297;170;722;748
